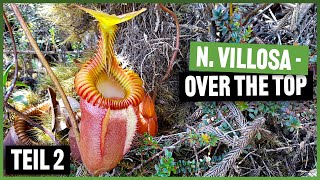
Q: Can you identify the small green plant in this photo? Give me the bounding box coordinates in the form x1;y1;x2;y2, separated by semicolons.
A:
186;127;219;148
69;164;78;176
176;152;228;176
245;102;281;120
247;106;259;119
141;133;160;150
195;101;217;117
219;121;231;132
177;159;198;175
235;101;249;111
211;5;253;43
285;116;301;132
257;102;280;117
135;133;161;162
3;63;14;92
154;149;177;177
10;92;29;106
176;156;212;176
49;26;58;48
3;63;30;106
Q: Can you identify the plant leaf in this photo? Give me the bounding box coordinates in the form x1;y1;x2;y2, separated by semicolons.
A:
3;63;14;87
15;81;29;88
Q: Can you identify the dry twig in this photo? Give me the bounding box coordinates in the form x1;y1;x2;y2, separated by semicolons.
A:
152;4;181;101
3;12;19;103
10;4;80;145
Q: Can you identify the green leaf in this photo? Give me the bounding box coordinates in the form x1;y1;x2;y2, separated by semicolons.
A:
160;158;164;164
249;113;255;119
8;98;14;104
285;121;291;127
162;167;168;173
221;26;228;36
211;16;220;21
155;164;159;172
3;63;14;87
256;132;261;140
173;168;177;174
165;149;171;157
222;12;229;21
310;55;317;63
236;101;248;111
234;13;241;20
15;81;29;88
12;94;28;106
231;31;237;39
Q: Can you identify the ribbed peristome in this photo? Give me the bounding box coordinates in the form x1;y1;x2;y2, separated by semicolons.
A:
14;102;51;145
75;38;145;110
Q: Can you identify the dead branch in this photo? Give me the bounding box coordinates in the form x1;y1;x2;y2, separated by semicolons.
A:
3;12;19;103
152;4;181;101
159;4;180;83
243;4;271;26
10;4;80;145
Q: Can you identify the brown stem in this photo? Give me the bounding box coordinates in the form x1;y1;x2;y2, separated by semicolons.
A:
4;102;59;145
152;4;180;101
3;12;19;103
159;4;180;83
10;4;80;144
